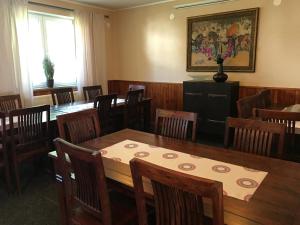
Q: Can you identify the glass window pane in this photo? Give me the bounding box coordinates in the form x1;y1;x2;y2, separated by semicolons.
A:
28;13;77;88
44;16;76;86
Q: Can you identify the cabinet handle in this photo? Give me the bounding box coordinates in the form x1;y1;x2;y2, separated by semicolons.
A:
208;94;227;98
185;92;203;96
207;119;225;124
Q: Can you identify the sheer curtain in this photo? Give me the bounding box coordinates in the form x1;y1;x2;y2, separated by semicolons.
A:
0;0;32;106
74;10;107;99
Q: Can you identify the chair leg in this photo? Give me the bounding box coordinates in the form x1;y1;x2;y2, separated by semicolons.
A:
4;164;12;193
13;160;21;195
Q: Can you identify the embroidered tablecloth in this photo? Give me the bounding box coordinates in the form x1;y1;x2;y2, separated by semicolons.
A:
100;140;268;202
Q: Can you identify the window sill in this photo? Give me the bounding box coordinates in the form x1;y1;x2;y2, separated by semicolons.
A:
33;86;78;96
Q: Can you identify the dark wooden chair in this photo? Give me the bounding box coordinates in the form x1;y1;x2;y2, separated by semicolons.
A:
124;89;144;130
130;158;224;225
224;117;286;158
0;112;12;192
253;108;300;150
51;87;75;105
0;94;22;113
257;89;272;108
57;108;101;144
129;84;146;95
9;105;50;194
94;94;117;135
236;94;259;118
83;85;103;102
54;138;137;225
155;108;197;142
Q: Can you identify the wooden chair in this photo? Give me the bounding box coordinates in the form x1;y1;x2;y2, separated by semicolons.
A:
236;94;259;118
130;158;224;225
129;84;146;95
155;108;197;142
0;112;12;192
57;108;101;144
54;138;137;225
257;89;272;108
224;117;286;158
253;108;300;150
124;89;144;130
83;85;103;102
9;105;50;194
0;94;22;113
94;94;117;135
51;87;75;105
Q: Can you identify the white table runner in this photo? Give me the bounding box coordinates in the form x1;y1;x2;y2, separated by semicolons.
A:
101;140;268;202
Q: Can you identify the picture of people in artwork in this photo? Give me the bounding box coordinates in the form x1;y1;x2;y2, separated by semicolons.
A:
190;16;254;67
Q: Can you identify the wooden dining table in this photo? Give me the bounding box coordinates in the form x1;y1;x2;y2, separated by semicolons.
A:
49;129;300;225
50;97;151;130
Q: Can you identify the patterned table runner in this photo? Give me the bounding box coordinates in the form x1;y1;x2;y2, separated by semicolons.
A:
101;140;268;202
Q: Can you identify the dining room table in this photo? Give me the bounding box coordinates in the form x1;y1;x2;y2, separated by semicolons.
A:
0;97;152;133
48;129;300;225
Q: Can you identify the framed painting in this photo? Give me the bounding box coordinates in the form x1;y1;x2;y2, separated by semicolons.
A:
187;8;259;72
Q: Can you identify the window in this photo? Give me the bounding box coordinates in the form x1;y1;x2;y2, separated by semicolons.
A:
28;12;77;88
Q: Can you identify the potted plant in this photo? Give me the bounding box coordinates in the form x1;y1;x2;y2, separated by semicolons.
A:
43;56;54;88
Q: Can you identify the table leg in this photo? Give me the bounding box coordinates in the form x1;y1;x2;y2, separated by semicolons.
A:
143;101;151;132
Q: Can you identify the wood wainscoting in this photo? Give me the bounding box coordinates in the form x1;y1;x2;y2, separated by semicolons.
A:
108;80;300;125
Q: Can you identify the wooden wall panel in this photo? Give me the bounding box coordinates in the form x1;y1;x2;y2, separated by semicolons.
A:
108;80;183;124
108;80;300;123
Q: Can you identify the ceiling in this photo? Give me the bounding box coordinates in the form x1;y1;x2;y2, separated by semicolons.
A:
73;0;169;9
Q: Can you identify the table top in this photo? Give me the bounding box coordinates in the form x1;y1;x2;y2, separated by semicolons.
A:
49;98;126;121
49;129;300;225
283;104;300;113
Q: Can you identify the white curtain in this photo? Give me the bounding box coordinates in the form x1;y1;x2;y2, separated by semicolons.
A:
74;10;107;99
0;0;32;106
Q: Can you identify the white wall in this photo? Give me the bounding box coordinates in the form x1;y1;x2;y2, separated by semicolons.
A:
109;0;300;88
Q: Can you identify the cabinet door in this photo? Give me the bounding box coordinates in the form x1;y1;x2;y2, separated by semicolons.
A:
183;82;205;130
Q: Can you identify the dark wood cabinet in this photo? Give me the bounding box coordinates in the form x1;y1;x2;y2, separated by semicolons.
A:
183;80;239;136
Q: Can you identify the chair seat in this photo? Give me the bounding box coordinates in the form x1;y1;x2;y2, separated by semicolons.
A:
71;191;137;225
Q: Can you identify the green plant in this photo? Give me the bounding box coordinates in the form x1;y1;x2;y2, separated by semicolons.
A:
43;56;54;80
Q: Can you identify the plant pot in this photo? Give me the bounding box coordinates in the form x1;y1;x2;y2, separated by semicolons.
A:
47;79;54;88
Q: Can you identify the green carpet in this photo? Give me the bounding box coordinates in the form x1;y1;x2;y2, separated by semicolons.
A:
0;170;59;225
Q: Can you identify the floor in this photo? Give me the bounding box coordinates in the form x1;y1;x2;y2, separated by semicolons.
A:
0;165;59;225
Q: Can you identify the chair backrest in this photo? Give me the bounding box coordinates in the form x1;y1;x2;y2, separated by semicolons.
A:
51;88;75;105
224;117;286;158
9;105;50;145
54;138;111;225
94;94;117;116
257;89;272;108
57;108;101;144
83;85;103;102
0;111;7;150
124;90;144;129
125;89;144;105
94;94;117;134
0;94;22;113
128;84;146;95
236;94;259;118
237;89;272;119
155;108;197;142
130;158;224;225
253;108;300;149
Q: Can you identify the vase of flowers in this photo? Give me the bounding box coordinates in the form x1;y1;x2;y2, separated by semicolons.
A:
213;55;228;82
43;56;54;88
